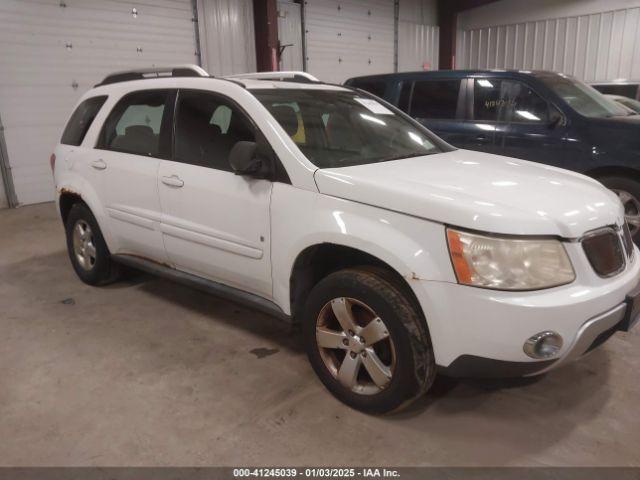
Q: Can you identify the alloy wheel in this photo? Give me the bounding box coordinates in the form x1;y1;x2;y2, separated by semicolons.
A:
72;219;97;271
612;189;640;237
315;297;396;395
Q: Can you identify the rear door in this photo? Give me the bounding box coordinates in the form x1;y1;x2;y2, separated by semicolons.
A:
157;89;273;298
398;78;469;146
94;89;174;262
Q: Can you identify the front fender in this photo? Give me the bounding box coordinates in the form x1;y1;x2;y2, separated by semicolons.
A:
270;184;456;315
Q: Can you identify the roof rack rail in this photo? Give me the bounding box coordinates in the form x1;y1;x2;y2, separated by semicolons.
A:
225;71;320;83
96;64;209;87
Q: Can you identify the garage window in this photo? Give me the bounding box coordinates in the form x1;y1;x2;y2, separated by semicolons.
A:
410;80;461;119
61;96;107;146
99;90;171;158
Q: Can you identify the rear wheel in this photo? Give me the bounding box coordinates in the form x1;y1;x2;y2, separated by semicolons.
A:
65;202;121;285
303;267;436;414
599;176;640;241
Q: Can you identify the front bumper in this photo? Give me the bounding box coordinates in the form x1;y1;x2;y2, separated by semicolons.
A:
412;241;640;377
439;299;631;378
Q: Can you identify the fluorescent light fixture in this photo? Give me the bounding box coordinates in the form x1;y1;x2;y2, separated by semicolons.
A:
477;79;493;88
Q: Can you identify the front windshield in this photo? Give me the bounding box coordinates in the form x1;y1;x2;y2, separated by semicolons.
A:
252;89;446;169
538;74;632;118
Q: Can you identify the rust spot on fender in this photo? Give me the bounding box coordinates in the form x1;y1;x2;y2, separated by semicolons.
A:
407;272;422;281
59;187;81;197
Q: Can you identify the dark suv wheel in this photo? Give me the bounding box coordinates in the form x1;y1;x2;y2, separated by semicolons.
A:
65;202;121;285
599;176;640;241
303;267;436;414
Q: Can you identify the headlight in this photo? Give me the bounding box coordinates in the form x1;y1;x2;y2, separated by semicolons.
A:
446;228;575;290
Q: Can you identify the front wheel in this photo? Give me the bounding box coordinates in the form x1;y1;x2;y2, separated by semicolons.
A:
599;176;640;241
302;267;436;414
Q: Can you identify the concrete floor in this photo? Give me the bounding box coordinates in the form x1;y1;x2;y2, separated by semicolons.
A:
1;203;639;467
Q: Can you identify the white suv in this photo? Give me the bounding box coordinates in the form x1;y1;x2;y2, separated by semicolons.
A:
53;66;640;413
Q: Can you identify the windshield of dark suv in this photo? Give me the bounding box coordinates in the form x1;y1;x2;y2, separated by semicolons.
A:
538;74;632;118
252;89;448;169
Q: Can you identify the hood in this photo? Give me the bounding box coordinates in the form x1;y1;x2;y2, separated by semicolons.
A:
314;150;624;238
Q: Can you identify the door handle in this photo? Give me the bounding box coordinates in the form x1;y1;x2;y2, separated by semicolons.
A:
161;175;184;188
91;159;107;170
475;134;490;143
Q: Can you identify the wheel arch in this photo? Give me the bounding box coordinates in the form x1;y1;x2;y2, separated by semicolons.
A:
585;165;640;183
289;243;426;327
56;179;115;251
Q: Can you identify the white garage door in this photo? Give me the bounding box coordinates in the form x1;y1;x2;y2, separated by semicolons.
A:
304;0;395;84
0;0;198;206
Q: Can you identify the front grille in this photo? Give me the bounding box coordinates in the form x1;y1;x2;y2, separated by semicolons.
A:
582;228;625;277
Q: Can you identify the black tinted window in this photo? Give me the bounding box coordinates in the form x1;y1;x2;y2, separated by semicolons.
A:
100;90;170;157
174;90;255;171
398;81;412;112
508;81;551;123
474;79;551;123
61;96;107;146
473;79;508;121
410;80;460;119
349;79;387;98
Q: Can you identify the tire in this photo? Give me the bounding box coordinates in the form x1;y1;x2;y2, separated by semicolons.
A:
65;202;121;286
302;267;436;414
598;175;640;242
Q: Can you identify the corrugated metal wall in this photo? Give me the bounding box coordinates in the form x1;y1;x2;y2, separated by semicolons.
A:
457;5;640;82
0;0;197;206
398;0;439;72
304;0;395;83
197;0;256;76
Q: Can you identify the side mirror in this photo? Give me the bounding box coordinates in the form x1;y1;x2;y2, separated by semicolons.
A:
229;141;270;178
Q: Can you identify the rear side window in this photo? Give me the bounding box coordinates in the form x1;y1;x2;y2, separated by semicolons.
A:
61;96;107;146
410;80;460;119
349;79;387;98
99;90;171;158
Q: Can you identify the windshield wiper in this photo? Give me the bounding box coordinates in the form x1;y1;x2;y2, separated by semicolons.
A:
376;151;436;163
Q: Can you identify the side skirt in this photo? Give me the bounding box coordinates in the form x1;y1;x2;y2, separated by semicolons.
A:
112;254;291;322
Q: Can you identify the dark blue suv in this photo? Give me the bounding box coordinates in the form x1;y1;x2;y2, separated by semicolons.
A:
346;70;640;240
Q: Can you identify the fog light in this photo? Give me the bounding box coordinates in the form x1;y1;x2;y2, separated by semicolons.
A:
523;331;563;359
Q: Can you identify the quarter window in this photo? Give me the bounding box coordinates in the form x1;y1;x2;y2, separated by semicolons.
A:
409;80;461;119
61;96;107;146
174;90;255;171
99;90;170;158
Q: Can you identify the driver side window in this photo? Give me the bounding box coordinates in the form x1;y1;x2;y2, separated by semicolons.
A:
473;79;557;124
174;90;255;171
